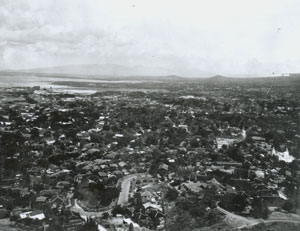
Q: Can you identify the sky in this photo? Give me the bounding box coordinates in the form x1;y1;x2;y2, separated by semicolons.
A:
0;0;300;77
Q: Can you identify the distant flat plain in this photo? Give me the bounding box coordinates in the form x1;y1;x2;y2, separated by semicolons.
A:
0;75;143;88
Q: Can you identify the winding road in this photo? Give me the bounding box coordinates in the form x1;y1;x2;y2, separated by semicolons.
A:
71;199;106;219
71;174;145;218
216;203;300;229
117;175;137;205
238;219;300;229
216;204;258;228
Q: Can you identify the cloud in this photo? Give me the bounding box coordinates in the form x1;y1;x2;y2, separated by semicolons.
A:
0;0;300;76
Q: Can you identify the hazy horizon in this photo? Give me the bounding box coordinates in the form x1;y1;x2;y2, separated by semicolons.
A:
1;0;300;77
2;63;295;78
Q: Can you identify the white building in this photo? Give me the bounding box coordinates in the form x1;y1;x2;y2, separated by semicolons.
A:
272;148;294;163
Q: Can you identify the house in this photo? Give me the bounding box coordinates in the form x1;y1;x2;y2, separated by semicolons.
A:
49;195;67;208
251;136;266;142
40;189;61;197
216;138;237;149
87;148;100;155
56;181;71;190
118;161;127;168
113;170;123;177
182;181;205;193
20;210;45;220
141;191;153;203
122;169;129;175
208;178;226;191
145;207;164;218
36;196;48;203
109;164;119;170
158;164;168;172
98;171;108;178
35;196;48;208
64;211;85;231
178;124;188;132
29;210;46;220
216;161;243;167
272;147;294;163
285;170;292;177
114;133;124;138
64;219;84;231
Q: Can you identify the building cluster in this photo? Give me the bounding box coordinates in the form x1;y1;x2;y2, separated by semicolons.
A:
0;82;299;230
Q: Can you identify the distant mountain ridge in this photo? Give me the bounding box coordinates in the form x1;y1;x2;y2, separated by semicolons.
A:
1;64;300;85
13;64;180;78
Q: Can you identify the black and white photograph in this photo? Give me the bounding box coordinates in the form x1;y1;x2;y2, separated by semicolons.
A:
0;0;300;230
